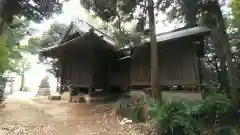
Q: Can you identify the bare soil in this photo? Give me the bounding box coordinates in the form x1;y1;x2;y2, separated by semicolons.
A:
0;96;147;135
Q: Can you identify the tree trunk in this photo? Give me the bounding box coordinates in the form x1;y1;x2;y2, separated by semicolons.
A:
180;0;198;27
210;28;229;91
56;77;60;92
0;19;4;35
212;55;222;88
208;1;238;107
0;0;6;35
147;0;161;100
20;64;25;91
20;74;24;91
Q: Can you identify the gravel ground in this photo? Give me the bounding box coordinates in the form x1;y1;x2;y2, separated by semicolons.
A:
0;95;149;135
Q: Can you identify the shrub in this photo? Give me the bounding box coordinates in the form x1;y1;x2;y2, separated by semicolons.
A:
148;100;200;135
193;92;233;126
0;77;6;103
114;90;236;135
0;87;5;103
148;92;234;135
128;95;148;122
114;94;149;122
215;126;238;135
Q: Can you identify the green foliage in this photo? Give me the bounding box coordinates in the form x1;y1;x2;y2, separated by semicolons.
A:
26;37;41;54
0;36;9;74
3;17;34;74
30;22;70;53
202;80;220;97
80;0;147;48
38;22;69;48
45;59;60;77
1;0;67;24
0;87;4;103
196;93;232;126
112;27;145;48
80;0;118;22
0;77;6;103
34;22;69;77
215;126;238;135
115;95;147;122
127;95;148;122
230;0;240;28
114;86;237;134
15;58;31;76
148;100;200;135
147;91;234;135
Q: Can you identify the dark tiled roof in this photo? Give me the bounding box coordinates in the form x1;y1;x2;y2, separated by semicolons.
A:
156;26;209;42
117;26;210;60
40;18;115;52
144;26;210;43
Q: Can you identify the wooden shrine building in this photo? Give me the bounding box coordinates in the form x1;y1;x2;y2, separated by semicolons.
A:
41;29;129;94
41;25;210;96
127;27;210;90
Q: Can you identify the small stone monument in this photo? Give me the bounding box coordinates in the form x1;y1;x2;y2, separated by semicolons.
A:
36;75;51;96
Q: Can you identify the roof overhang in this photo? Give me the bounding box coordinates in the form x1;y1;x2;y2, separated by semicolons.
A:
117;26;210;59
40;31;126;59
154;26;210;43
40;32;92;58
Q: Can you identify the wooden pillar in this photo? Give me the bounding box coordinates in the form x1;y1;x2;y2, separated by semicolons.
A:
197;57;203;92
61;62;65;85
88;87;92;96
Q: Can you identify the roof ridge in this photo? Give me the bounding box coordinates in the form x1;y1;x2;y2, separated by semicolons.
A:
156;25;199;36
73;18;115;45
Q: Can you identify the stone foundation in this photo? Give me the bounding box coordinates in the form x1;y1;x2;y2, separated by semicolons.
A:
36;88;51;96
129;90;202;101
162;91;202;101
70;95;85;103
48;95;61;100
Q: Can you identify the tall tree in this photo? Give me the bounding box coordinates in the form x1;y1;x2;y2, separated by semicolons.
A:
193;0;236;107
0;0;69;35
16;58;30;91
29;22;70;91
38;22;69;48
0;17;33;101
80;0;161;100
147;0;159;99
0;17;34;74
231;0;240;29
165;0;237;106
0;35;9;74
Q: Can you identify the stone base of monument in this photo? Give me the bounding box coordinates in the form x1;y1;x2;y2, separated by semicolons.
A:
61;91;70;101
36;88;51;96
70;95;85;103
48;95;61;100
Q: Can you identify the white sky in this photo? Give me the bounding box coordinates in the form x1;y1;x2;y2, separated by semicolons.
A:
12;0;178;93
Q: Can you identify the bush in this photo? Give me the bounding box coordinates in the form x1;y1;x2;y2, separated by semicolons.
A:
148;92;235;135
114;90;237;135
0;77;6;103
128;95;149;122
114;94;149;122
0;87;5;103
215;126;238;135
196;92;233;126
148;100;200;135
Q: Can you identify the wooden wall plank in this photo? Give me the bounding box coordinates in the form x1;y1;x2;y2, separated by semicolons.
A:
130;39;201;87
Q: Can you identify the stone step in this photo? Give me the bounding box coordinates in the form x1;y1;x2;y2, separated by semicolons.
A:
70;95;85;103
36;88;51;96
48;95;61;100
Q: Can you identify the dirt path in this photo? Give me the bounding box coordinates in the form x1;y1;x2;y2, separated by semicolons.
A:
0;95;143;135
